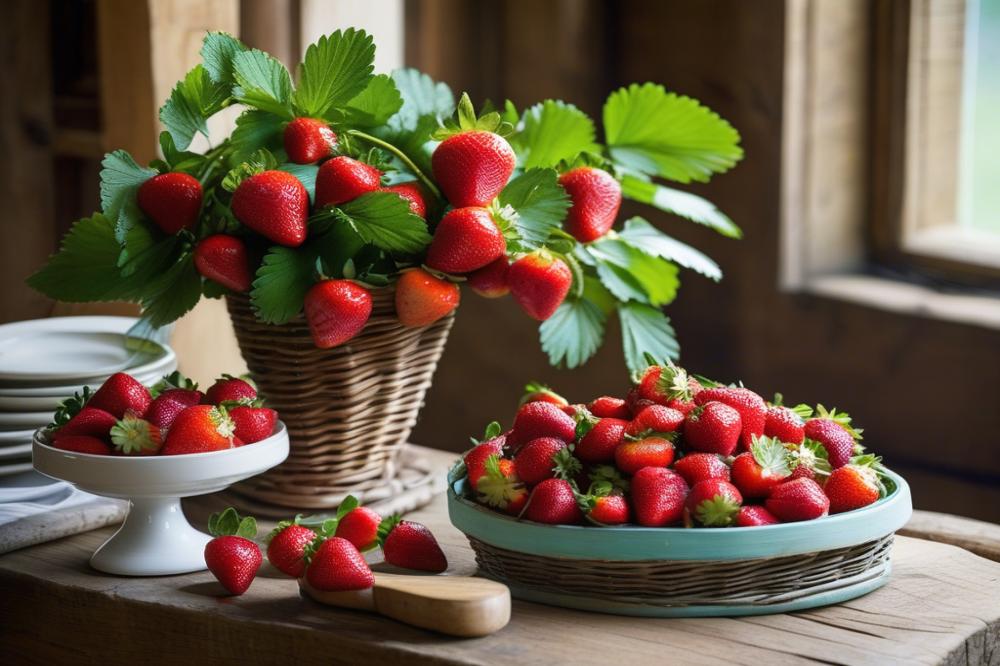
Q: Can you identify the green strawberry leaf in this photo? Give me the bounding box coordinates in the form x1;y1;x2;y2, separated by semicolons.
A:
160;64;231;151
158;132;206;174
618;302;679;374
139;254;202;328
278;162;319;203
99;150;157;242
539;297;607;369
335;495;360;520
149;370;199;398
497;168;571;249
376;514;402;547
332;191;431;254
588;237;680;307
229;110;285;166
118;223;181;284
618;216;721;281
293;28;375;119
604;83;743;184
750;435;792;476
208;507;257;538
374;68;455;176
516;100;600;169
483;421;503;440
251;245;318;325
335;74;403;127
221;148;278;192
433;93;512;139
620;174;741;239
200;31;246;85
232;48;294;119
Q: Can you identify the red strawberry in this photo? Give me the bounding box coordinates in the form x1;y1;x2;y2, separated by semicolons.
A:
625;387;656;416
425;207;506;274
668;398;698;416
764;405;806;444
51;435;112;455
695;387;766;451
314;156;382;207
519;382;568;407
584;493;630;525
508;400;576;451
635;362;694;405
508;252;572;321
524;478;582;525
137;172;202;235
54;406;117;440
803;419;855;469
672;453;731;486
304;279;373;348
266;523;316;577
468;257;510;298
683;401;741;456
394;268;460;327
686;479;743;526
464;437;505;490
576;418;628;464
432;130;515;207
625;404;684;437
230;405;277;444
335;506;383;550
89;373;152;419
588;396;631;419
283;117;337;164
825;463;881;513
730;436;792;499
630;467;688;527
232;170;308;247
204;508;261;595
193;235;253;293
766;478;830;522
615;436;675;475
514;437;568;486
383;182;427;218
736;505;780;527
381;518;448;573
205;376;257;405
788;440;832;480
161;405;235;455
476;454;529;515
145;390;201;430
558;167;622;243
110;413;162;455
305;537;374;591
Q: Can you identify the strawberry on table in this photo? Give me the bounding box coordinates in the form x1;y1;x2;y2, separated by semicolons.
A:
266;520;317;578
683;401;742;456
204;508;261;596
305;537;374;591
110;413;163;456
314;156;382;207
161;405;236;455
558;166;622;243
335;502;383;551
686;479;743;527
304;279;373;348
575;417;628;464
425;207;506;274
765;477;830;522
205;375;257;405
736;505;780;527
51;435;113;455
587;396;631;420
824;458;882;514
231;170;308;247
467;257;510;298
137;172;202;235
507;400;576;451
630;466;689;527
672;452;731;486
229;404;277;444
383;182;427;218
614;435;676;475
394;268;460;328
524;478;583;525
514;437;570;486
476;454;529;516
193;235;254;293
283;117;337;164
507;251;572;321
379;517;448;573
88;373;152;420
695;386;767;452
730;436;792;499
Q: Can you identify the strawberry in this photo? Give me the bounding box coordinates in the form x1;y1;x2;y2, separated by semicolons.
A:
336;506;383;550
583;492;630;526
635;361;694;405
630;467;689;527
576;418;628;464
476;454;529;515
764;405;806;444
145;389;202;430
380;518;448;573
283;117;337;164
110;413;162;455
736;505;780;527
667;398;698;417
508;400;576;451
683;401;741;456
625;404;684;437
137;172;202;235
53;406;117;441
614;435;675;475
161;405;235;455
230;405;277;444
314;156;382;207
464;436;506;490
558;167;622;242
695;387;767;451
524;478;582;525
304;279;373;348
519;382;569;407
803;418;856;469
193;235;254;293
686;479;742;526
425;207;506;274
205;375;257;405
383;182;427;218
394;268;460;327
507;252;572;321
89;373;152;419
672;453;731;486
587;396;631;419
825;462;881;513
232;170;308;247
266;522;316;577
204;508;261;596
787;440;832;481
467;257;510;298
625;387;656;416
766;478;830;522
305;537;374;591
730;436;792;499
51;435;112;455
514;437;569;486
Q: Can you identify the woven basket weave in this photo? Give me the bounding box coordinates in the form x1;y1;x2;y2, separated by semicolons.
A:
225;290;453;510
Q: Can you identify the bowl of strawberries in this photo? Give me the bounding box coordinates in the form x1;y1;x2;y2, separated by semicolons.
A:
447;361;912;617
31;371;289;576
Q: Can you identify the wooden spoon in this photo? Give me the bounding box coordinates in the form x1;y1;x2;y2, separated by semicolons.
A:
299;572;511;637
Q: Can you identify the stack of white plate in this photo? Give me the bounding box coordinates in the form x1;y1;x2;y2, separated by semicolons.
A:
0;316;176;480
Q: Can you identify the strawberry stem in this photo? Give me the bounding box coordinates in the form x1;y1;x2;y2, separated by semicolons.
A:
346;130;442;201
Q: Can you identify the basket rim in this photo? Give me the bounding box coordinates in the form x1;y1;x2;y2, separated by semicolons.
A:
446;461;913;561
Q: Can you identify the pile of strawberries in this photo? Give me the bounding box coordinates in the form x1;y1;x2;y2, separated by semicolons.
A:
203;496;448;596
462;362;888;528
45;372;277;456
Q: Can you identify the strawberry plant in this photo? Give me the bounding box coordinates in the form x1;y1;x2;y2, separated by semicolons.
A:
28;29;743;373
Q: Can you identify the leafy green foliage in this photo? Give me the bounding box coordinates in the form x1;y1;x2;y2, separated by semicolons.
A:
587;237;680;306
159;132;206;174
293;28;375;119
221;148;278;192
516;100;599;169
334;191;431;254
618;302;679;373
251;246;318;325
278;162;319;202
618;217;721;281
621;174;741;238
232;48;294;119
539;297;607;368
200;32;246;85
140;254;202;328
207;507;257;538
118;224;180;284
336;74;403;127
229;110;285;165
386;68;455;131
160;64;231;150
604;83;743;183
497;168;570;249
433;93;512;140
99;150;157;242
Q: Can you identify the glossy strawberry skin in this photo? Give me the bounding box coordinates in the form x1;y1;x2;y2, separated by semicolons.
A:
766;478;830;522
625;404;685;437
508;253;572;321
304;280;373;348
144;390;203;430
54;406;117;440
230;406;277;444
730;452;786;499
672;453;731;486
558;167;622;242
425;207;506;274
587;494;630;525
314;156;381;207
283;117;337;164
161;405;235;455
695;387;767;452
383;182;427;218
630;467;689;527
467;257;510;298
764;406;806;444
335;507;383;550
205;377;257;405
824;465;880;513
524;478;583;525
305;537;374;591
205;535;262;595
232;170;308;247
383;521;448;573
464;437;506;489
266;524;316;577
52;435;113;455
508;401;576;451
89;373;152;420
394;268;460;327
137;172;203;235
686;479;743;526
194;235;254;292
588;396;631;419
625;387;656;417
576;418;628;464
803;419;855;469
514;437;568;486
614;436;675;475
736;505;780;527
432;130;516;207
683;401;742;456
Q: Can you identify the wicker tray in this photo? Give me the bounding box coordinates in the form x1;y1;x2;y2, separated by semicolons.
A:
447;465;912;617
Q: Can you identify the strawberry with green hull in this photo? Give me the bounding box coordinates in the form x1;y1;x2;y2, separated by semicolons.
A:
336;506;383;551
204;508;261;596
764;401;808;444
161;405;235;455
558;167;622;243
583;492;630;526
683;401;741;456
88;372;151;420
803;408;860;469
379;517;448;573
205;375;256;405
825;459;882;513
110;414;163;456
394;268;459;327
766;477;830;522
787;439;832;481
615;435;676;475
514;437;569;486
464;437;506;490
519;382;568;408
314;156;381;207
695;387;766;452
672;453;731;486
575;418;627;464
193;235;253;293
476;454;528;516
229;404;277;443
425;207;506;274
468;257;510;298
283;117;337;164
231;170;308;247
524;478;583;525
686;479;743;527
730;436;792;499
630;467;689;527
507;400;576;451
305;537;374;591
507;251;572;321
383;182;427;218
304;279;373;348
267;521;317;577
137;172;202;235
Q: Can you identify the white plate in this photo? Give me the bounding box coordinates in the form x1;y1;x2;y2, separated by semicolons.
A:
0;462;34;477
0;443;30;460
0;411;54;429
0;429;37;444
0;316;174;384
0;366;176;404
0;470;67;503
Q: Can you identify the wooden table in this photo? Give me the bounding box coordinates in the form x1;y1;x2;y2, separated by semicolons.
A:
2;452;1000;665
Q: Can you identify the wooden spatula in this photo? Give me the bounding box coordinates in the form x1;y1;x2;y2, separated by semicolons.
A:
299;572;511;637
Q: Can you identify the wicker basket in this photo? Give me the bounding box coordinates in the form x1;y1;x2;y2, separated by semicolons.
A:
448;465;913;617
225;290;453;510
